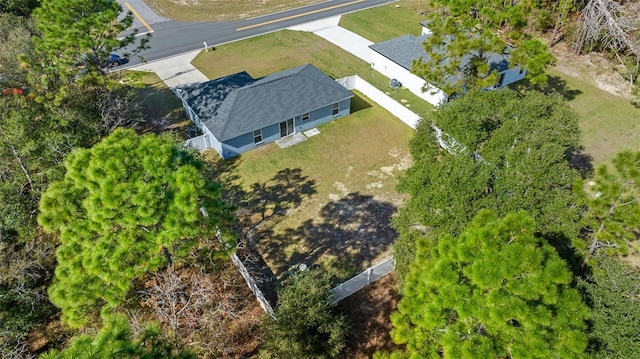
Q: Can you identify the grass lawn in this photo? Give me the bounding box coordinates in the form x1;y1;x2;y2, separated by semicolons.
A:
192;29;435;117
207;92;414;280
128;71;192;136
133;29;426;280
339;0;428;43
546;68;640;166
144;0;325;22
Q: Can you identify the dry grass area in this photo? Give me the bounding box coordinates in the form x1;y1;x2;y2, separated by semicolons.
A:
144;0;326;22
551;42;631;99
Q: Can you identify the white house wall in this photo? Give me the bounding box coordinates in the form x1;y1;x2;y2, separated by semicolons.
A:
370;51;446;106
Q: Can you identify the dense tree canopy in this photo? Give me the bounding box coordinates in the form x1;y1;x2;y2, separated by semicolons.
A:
0;93;89;242
0;0;39;16
574;152;640;358
0;85;97;357
415;0;555;95
0;13;34;88
380;211;589;358
394;89;583;277
579;256;640;358
38;129;235;328
0;13;112;355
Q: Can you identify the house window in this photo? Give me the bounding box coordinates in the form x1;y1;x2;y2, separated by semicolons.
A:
332;103;339;117
253;129;263;144
302;112;310;121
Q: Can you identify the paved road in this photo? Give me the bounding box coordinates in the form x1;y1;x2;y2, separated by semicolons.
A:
117;0;396;66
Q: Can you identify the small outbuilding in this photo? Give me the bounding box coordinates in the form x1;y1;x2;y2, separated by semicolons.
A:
176;64;354;159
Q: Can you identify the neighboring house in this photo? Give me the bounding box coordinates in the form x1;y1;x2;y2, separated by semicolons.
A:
369;24;526;106
176;64;353;159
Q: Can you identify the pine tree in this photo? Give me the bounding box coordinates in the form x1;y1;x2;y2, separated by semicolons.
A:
380;211;589;358
261;269;349;359
38;129;235;328
29;0;149;103
578;256;640;358
580;151;640;263
41;315;196;359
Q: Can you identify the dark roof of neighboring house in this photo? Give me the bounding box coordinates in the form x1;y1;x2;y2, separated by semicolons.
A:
176;64;354;142
369;34;512;87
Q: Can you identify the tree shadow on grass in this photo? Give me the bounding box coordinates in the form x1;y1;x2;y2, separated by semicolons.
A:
512;75;583;101
258;192;398;281
350;92;373;113
204;155;245;204
220;167;318;307
134;77;189;136
238;168;317;236
569;148;595;179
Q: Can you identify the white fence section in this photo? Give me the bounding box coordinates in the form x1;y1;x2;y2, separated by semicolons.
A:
183;134;209;151
230;253;275;316
330;257;395;304
336;75;421;129
337;75;463;158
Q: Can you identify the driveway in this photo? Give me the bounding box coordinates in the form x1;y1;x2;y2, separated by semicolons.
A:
288;16;374;63
130;50;207;89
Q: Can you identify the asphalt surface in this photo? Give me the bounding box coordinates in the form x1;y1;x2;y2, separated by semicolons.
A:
116;0;397;66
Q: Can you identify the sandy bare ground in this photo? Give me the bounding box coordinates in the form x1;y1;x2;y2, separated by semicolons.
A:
551;42;632;99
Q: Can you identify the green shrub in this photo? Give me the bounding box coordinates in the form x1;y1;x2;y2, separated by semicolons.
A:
260;269;349;359
534;9;554;32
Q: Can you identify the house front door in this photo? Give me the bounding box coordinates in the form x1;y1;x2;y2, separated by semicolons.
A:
280;118;294;137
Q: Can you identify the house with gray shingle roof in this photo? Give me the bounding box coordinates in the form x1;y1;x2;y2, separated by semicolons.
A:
176;64;353;159
369;26;526;106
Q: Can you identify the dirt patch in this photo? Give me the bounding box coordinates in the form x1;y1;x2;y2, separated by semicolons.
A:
550;42;631;99
622;253;640;269
337;273;402;358
27;320;69;354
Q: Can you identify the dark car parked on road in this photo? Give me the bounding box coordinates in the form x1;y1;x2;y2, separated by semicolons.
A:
106;53;129;67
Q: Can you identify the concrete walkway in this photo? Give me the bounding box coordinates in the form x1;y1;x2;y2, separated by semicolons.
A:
288;15;374;63
129;50;208;89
